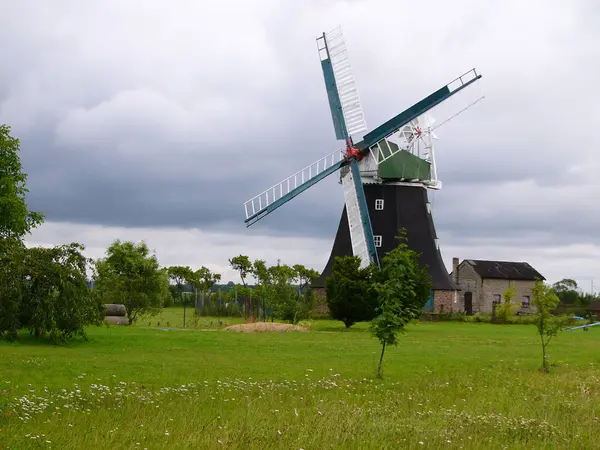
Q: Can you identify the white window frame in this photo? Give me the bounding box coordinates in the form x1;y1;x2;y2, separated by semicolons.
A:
373;235;382;247
375;199;384;210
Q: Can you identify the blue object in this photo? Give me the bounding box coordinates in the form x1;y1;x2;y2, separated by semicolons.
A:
423;292;434;312
564;321;600;331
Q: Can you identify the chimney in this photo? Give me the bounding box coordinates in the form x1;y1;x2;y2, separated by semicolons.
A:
452;257;460;285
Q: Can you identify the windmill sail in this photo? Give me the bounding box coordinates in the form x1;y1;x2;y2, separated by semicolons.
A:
341;162;379;268
244;149;348;227
316;27;377;267
317;27;367;142
362;69;481;158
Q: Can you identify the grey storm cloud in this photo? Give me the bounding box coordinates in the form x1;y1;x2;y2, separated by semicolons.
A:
1;0;599;249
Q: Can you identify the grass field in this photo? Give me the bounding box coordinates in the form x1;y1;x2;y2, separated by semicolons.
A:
133;307;246;329
1;316;599;449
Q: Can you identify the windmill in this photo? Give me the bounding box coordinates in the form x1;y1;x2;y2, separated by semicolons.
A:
243;26;483;312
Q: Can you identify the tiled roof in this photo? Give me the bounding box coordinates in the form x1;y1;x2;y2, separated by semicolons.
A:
465;259;545;281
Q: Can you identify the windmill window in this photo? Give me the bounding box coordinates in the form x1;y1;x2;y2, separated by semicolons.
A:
375;199;384;210
373;235;382;247
522;296;530;308
493;294;501;305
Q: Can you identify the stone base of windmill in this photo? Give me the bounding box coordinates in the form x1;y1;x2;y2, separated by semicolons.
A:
104;304;130;326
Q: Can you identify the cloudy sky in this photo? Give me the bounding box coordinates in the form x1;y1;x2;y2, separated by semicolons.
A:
2;0;599;289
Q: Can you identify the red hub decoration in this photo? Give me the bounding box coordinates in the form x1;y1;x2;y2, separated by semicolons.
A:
344;147;363;161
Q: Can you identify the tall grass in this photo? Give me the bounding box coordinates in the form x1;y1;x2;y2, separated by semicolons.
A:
1;322;599;449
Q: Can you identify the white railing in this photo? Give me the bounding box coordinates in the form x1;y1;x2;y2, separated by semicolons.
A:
446;68;479;93
244;149;346;220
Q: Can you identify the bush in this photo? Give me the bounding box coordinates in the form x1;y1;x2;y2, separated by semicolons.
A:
465;313;492;323
437;312;467;322
325;256;379;328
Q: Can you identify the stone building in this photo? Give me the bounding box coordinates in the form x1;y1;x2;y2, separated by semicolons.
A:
450;258;545;314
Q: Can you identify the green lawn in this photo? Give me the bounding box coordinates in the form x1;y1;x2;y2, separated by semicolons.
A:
1;320;599;449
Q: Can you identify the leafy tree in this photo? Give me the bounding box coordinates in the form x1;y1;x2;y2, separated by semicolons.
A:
293;264;320;320
0;124;44;240
0;239;27;340
0;124;44;340
189;266;222;322
268;262;298;323
247;260;314;323
579;292;600;307
229;255;252;287
20;243;103;343
252;259;270;320
495;285;519;323
370;237;432;378
230;255;254;318
167;265;193;306
94;240;170;324
0;125;100;344
325;256;379;328
193;266;222;292
293;264;319;294
552;278;580;305
532;280;567;373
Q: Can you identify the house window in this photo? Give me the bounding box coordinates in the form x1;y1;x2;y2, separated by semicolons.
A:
493;294;501;305
522;296;530;308
373;235;382;247
375;199;384;210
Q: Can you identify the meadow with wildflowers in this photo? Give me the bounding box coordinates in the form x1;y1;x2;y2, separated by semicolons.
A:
1;321;599;449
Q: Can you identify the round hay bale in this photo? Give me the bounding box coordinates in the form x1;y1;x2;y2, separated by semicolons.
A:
104;315;130;326
224;322;308;333
104;304;127;317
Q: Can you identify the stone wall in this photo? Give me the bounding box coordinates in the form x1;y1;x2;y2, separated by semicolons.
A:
480;278;535;314
313;287;459;315
312;288;329;314
434;289;457;313
454;262;483;312
454;260;536;314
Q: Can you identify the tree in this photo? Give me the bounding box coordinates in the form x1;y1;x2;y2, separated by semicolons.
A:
0;124;44;340
20;243;103;343
189;266;223;321
267;262;298;323
579;292;599;307
495;285;520;323
0;124;44;240
251;259;270;320
0;238;27;340
532;280;567;373
325;256;379;328
94;240;170;324
230;255;254;319
193;266;222;292
293;265;319;295
167;265;193;306
552;278;580;305
370;237;432;378
293;264;320;321
229;255;252;287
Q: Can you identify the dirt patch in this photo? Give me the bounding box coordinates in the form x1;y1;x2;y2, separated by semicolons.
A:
223;322;309;333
